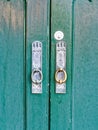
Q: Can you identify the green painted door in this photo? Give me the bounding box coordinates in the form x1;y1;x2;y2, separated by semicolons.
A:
0;0;98;130
0;0;25;129
72;1;98;130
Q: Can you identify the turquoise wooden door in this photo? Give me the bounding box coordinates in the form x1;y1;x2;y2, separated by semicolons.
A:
50;0;98;130
72;1;98;130
0;0;98;130
0;0;25;129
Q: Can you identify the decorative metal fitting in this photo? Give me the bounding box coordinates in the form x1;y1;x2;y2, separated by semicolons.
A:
31;69;43;84
54;31;64;40
55;68;67;84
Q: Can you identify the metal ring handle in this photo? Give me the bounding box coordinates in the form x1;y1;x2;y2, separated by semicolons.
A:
31;69;43;84
55;68;67;84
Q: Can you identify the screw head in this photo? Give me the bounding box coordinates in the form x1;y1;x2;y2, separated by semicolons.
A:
54;31;64;40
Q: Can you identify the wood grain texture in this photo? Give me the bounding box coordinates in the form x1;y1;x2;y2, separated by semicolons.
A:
72;0;98;130
0;0;25;130
26;0;50;130
50;0;72;129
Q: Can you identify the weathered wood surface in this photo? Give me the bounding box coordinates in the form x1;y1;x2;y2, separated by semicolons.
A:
72;0;98;129
0;0;25;130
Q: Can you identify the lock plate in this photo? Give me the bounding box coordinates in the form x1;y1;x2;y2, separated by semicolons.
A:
31;41;42;93
55;41;67;93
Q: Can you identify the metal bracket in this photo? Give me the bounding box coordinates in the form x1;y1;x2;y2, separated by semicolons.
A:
31;41;43;93
55;41;67;93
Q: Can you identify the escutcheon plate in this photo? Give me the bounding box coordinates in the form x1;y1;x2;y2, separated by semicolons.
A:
32;41;42;93
56;41;67;93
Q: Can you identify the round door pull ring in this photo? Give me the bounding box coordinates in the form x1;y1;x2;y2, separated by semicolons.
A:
55;68;67;84
31;69;43;84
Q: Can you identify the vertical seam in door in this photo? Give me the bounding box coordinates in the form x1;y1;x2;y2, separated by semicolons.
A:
48;0;52;130
71;0;75;130
23;0;27;130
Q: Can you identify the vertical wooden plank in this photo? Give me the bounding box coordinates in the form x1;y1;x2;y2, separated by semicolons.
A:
0;0;25;130
26;0;50;130
72;0;98;130
50;0;72;129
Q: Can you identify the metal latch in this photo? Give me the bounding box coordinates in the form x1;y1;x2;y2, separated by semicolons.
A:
55;41;67;93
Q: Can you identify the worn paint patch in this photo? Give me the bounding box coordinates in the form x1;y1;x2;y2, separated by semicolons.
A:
0;1;23;31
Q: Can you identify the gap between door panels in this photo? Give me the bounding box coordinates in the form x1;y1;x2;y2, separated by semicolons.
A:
48;0;52;130
71;0;75;130
24;0;27;130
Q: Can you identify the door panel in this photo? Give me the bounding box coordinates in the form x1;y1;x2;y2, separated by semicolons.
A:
50;0;72;129
72;0;98;130
26;0;50;130
0;1;98;130
0;0;24;129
